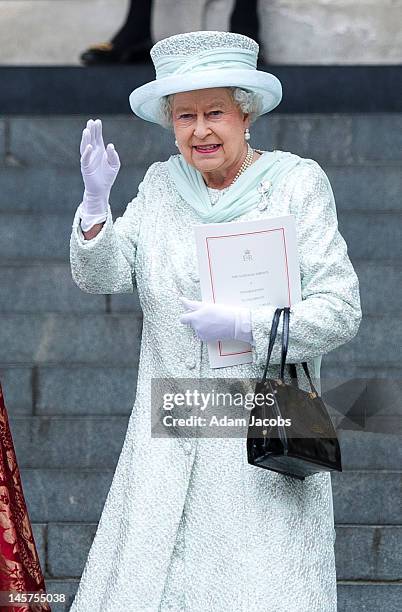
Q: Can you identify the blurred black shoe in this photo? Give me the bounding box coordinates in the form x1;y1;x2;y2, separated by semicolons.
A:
80;38;153;65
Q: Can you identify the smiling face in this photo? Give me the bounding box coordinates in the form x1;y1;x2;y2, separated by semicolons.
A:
171;87;250;186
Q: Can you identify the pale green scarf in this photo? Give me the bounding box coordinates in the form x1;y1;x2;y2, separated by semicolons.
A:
166;149;304;223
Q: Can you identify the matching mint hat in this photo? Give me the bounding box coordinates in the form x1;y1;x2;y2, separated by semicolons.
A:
129;31;283;126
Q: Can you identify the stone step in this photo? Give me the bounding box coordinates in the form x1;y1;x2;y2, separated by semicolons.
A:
32;522;402;581
336;526;402;581
30;523;402;611
19;468;402;524
0;313;397;368
2;114;401;168
322;365;402;378
0;261;399;316
2;66;402;113
0;314;142;365
0;166;148;214
1;163;401;214
323;315;402;369
0;211;400;261
0;365;138;416
39;578;402;612
8;417;402;470
10;416;129;469
0;263;141;314
338;212;402;261
38;579;77;612
3;364;401;418
337;583;402;612
2;116;175;169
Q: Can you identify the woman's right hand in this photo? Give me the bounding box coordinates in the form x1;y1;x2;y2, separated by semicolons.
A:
79;118;121;231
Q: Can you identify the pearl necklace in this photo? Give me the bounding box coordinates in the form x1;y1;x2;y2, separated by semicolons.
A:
231;143;254;185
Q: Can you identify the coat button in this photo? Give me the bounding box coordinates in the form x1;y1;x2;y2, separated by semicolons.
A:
183;442;192;454
186;359;197;370
189;269;200;283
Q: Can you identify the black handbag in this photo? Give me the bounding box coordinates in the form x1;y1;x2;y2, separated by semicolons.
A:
247;306;342;480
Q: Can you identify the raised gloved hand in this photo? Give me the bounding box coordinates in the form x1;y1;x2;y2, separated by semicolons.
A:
79;118;121;231
179;297;253;343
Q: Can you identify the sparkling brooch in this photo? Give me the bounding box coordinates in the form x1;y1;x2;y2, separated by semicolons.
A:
257;179;272;211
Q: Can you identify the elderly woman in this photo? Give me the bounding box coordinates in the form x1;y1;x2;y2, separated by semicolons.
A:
69;31;361;612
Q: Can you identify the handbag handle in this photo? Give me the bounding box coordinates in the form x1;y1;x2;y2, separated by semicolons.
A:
262;306;289;381
280;306;290;379
263;306;320;396
262;307;283;381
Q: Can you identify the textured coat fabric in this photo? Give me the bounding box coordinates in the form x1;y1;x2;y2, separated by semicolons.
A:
68;151;361;612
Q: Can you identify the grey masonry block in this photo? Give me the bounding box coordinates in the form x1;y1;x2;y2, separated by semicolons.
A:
36;365;138;415
47;523;97;578
0;166;148;213
0;264;107;313
351;115;402;163
321;370;402;424
20;468;114;522
109;291;142;313
337;583;402;612
354;261;402;316
20;468;402;524
321;364;402;380
327;165;402;212
273;115;354;165
0;213;75;260
338;431;402;471
335;526;402;580
324;315;402;368
0;366;33;414
9;416;129;469
9;117;84;167
42;579;79;612
338;211;402;260
0;167;84;213
0;314;142;365
239;114;282;154
31;522;47;576
332;471;402;525
106;117;177;166
8;116;176;168
0;119;5;161
321;366;402;435
259;114;402;164
258;1;402;65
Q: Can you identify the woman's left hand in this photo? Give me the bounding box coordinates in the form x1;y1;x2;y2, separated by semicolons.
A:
180;297;252;343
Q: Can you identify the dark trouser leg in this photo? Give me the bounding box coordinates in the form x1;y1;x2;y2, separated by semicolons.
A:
111;0;152;51
230;0;260;43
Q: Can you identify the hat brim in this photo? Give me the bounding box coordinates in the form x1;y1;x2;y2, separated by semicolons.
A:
129;69;282;125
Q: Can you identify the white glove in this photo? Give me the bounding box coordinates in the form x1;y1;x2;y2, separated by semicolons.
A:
180;297;253;343
79;118;121;231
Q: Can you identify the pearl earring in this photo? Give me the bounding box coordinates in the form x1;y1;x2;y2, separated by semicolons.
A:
175;139;179;147
245;128;251;141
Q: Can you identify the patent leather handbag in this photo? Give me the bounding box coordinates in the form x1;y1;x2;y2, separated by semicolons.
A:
247;307;342;480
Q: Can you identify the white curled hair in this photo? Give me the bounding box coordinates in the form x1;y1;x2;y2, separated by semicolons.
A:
157;87;263;130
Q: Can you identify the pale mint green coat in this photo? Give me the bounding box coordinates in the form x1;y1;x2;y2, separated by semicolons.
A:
69;151;361;612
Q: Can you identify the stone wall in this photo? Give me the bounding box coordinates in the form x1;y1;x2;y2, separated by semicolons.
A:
258;0;402;64
0;0;401;64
